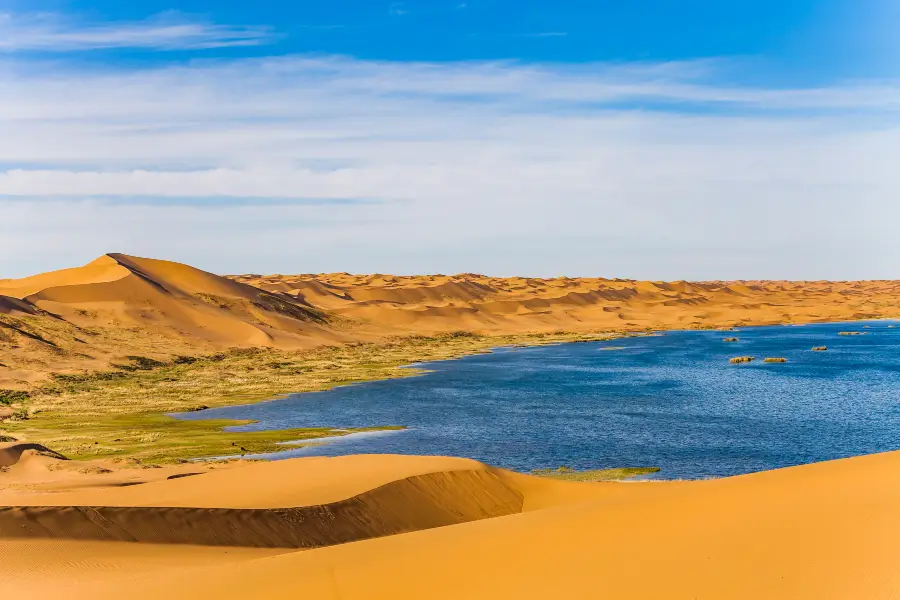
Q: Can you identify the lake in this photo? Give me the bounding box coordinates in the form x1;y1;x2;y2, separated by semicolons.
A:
177;321;900;479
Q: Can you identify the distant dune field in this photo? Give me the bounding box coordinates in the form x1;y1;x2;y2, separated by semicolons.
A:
2;253;899;387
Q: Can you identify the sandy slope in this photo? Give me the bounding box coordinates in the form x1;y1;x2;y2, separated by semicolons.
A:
1;449;898;598
0;254;351;386
3;254;900;387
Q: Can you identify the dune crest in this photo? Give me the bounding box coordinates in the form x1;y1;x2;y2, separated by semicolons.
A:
3;254;900;387
0;254;348;386
2;450;900;598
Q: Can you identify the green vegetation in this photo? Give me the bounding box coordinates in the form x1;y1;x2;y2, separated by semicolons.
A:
764;357;788;363
2;331;624;463
729;356;755;364
532;466;660;482
0;389;29;406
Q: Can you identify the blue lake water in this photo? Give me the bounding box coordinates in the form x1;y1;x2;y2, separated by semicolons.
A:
177;321;900;479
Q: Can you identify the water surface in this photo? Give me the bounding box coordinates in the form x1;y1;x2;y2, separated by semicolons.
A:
178;321;900;479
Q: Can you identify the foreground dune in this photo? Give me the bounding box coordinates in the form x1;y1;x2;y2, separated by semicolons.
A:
1;448;899;599
3;253;900;386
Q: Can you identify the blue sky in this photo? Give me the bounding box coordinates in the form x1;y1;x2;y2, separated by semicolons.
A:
1;1;898;278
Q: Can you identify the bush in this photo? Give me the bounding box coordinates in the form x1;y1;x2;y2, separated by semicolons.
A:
0;389;29;406
125;356;168;370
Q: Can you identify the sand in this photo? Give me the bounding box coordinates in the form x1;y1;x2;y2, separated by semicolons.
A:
3;255;900;598
3;254;900;387
1;445;898;598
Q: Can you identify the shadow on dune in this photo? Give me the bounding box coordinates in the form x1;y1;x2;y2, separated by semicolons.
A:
0;469;523;548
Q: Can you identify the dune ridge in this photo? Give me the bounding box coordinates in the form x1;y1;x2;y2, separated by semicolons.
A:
0;469;521;548
2;450;900;599
238;271;900;335
3;254;900;387
0;442;67;468
0;254;353;386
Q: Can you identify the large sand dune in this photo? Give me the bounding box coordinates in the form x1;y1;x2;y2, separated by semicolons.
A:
3;254;900;387
0;254;351;386
1;449;898;598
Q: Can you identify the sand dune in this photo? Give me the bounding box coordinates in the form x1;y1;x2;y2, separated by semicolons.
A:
0;454;521;548
1;450;898;598
3;254;900;386
237;271;900;336
0;254;354;386
5;257;897;597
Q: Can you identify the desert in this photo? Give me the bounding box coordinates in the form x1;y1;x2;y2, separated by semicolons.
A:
3;255;900;598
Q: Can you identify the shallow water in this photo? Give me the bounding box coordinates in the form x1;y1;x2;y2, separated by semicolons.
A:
177;321;900;479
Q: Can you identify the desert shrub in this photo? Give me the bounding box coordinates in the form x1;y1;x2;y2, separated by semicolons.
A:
173;355;199;365
0;389;29;405
125;356;168;370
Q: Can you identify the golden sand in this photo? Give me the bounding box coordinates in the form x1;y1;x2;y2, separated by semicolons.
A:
3;253;900;387
1;444;898;599
3;255;900;599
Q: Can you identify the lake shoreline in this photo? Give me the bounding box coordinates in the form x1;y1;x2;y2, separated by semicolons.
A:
175;319;900;478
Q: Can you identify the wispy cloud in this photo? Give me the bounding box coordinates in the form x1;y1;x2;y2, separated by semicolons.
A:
0;12;276;52
388;3;410;17
523;32;569;38
0;54;898;278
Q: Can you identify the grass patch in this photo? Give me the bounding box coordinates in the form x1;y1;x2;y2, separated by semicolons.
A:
532;466;660;482
13;411;402;463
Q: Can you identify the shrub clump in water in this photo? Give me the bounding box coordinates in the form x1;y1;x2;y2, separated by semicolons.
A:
729;356;755;364
764;357;788;363
812;346;828;352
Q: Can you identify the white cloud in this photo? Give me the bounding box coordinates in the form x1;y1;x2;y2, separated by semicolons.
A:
0;55;898;279
0;12;274;51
